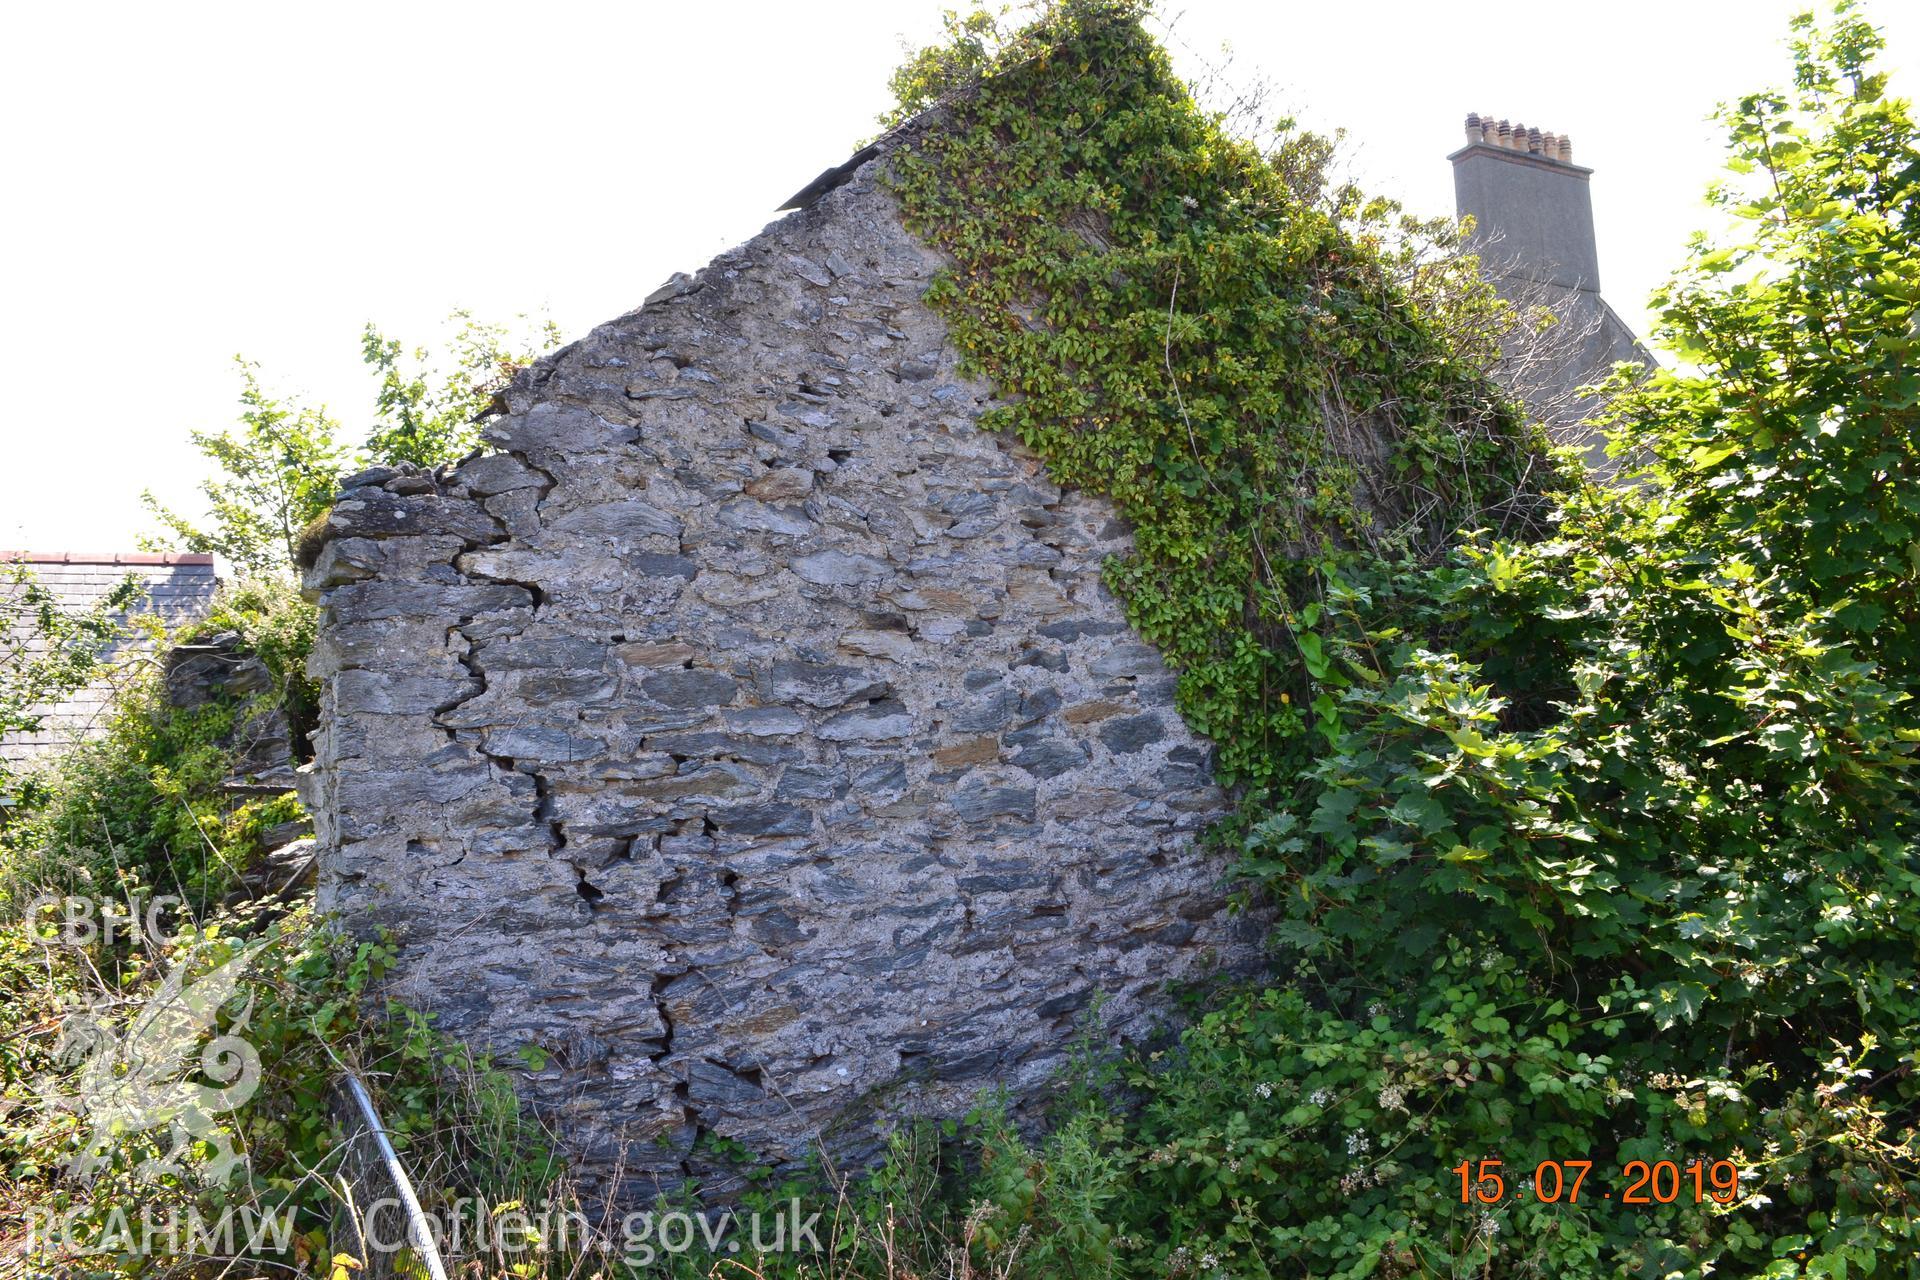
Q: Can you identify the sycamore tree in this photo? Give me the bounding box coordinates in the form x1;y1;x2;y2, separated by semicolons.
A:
142;359;352;579
361;309;562;467
1140;5;1920;1276
1616;0;1920;685
144;312;557;578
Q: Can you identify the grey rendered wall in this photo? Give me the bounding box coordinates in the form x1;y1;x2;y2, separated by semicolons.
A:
1452;143;1603;293
1451;142;1654;462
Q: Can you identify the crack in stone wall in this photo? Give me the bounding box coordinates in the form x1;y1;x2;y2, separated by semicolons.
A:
301;152;1263;1201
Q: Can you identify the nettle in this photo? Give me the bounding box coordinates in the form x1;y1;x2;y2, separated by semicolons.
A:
888;2;1920;1276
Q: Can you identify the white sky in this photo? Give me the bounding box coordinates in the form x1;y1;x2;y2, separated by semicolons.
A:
3;0;1914;553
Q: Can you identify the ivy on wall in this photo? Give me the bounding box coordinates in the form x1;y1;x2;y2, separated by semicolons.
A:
884;0;1555;788
879;3;1920;1276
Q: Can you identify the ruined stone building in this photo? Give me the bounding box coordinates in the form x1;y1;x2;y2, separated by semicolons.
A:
299;106;1646;1195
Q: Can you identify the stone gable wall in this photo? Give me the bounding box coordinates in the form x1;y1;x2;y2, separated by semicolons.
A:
301;156;1257;1196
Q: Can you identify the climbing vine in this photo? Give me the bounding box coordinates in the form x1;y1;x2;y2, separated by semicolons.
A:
881;3;1920;1277
886;0;1554;786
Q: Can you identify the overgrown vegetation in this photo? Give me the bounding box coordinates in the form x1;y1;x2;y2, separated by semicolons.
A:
143;311;557;579
362;311;563;468
1;581;310;905
5;2;1916;1276
0;580;576;1279
887;2;1556;787
871;2;1920;1276
0;313;567;1277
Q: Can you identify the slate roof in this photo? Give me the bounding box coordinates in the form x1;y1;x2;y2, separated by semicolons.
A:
0;552;218;768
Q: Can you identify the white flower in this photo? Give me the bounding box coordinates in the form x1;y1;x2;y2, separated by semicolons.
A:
1309;1088;1333;1106
1181;194;1199;210
1254;1081;1274;1100
1346;1130;1371;1155
1377;1083;1407;1112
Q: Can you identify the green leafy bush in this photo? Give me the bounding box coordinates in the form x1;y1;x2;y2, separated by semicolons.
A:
0;900;566;1279
880;2;1920;1277
362;310;562;467
144;313;558;580
0;581;314;906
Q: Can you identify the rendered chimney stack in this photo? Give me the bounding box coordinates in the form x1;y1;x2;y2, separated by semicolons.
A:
1448;109;1651;466
1450;109;1601;290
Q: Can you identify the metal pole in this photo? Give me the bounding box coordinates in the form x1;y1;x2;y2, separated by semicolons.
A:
341;1070;451;1280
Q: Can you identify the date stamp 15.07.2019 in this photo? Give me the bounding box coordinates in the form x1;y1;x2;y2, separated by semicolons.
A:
1452;1159;1742;1206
